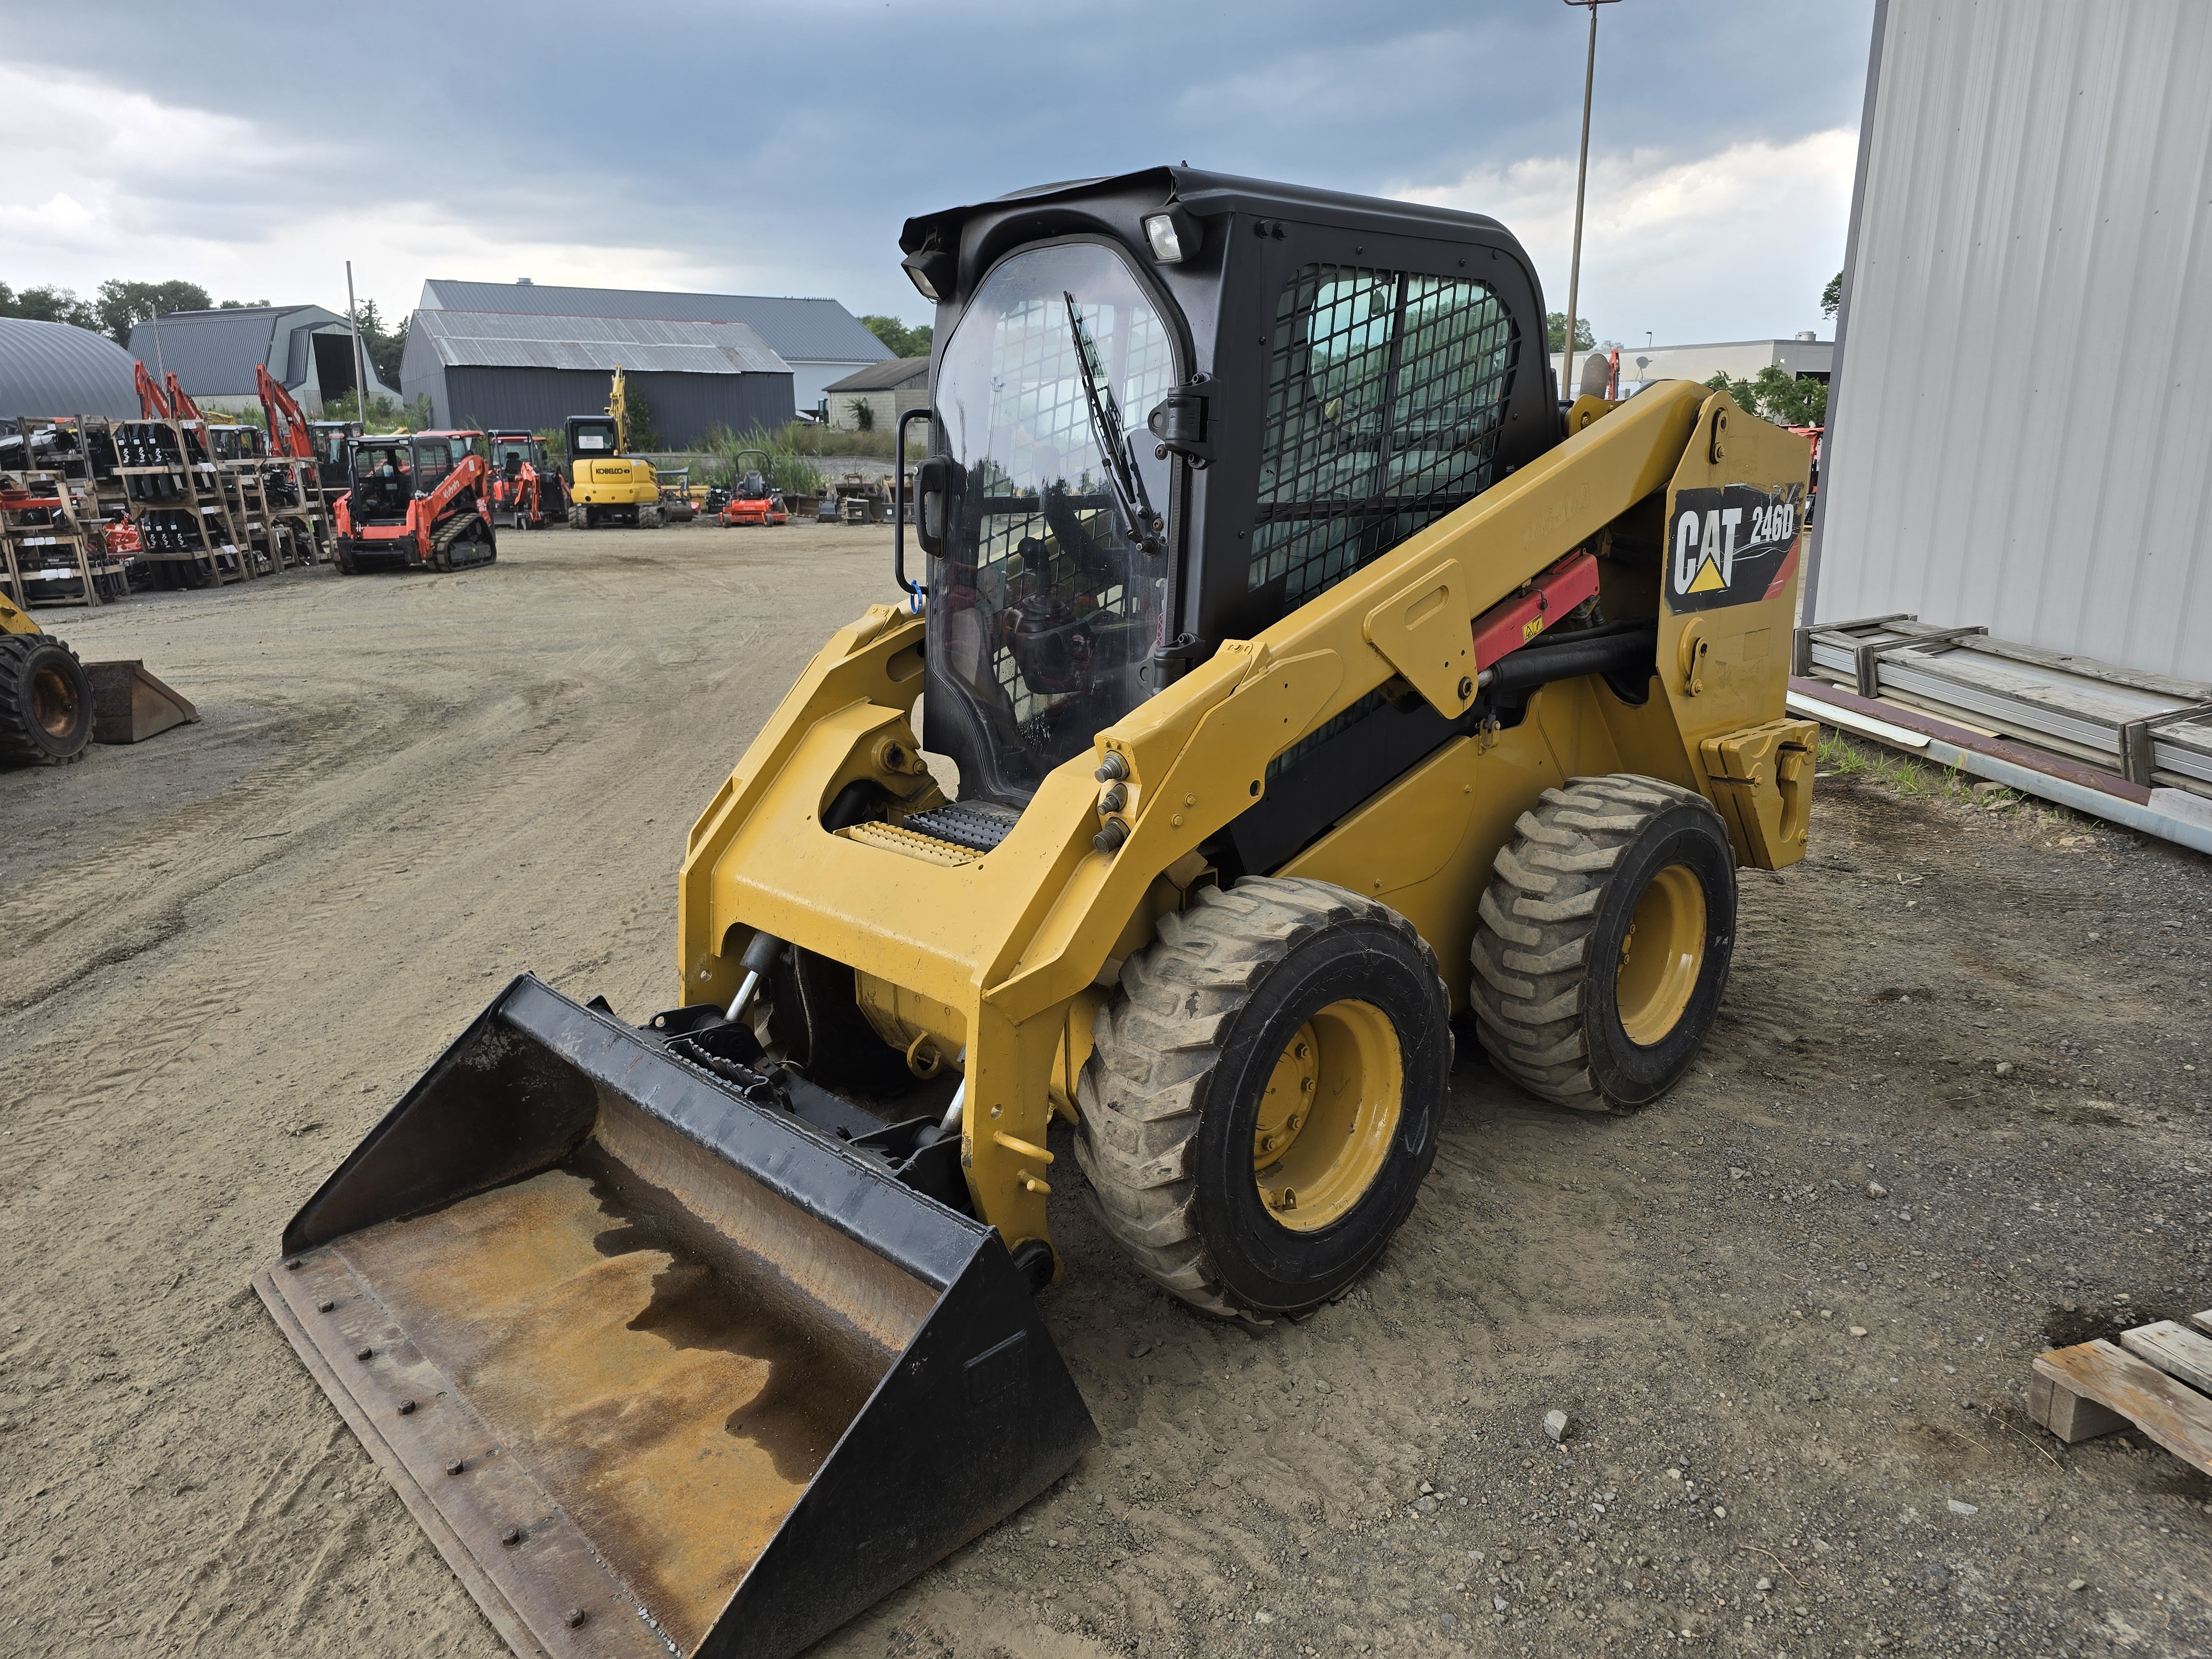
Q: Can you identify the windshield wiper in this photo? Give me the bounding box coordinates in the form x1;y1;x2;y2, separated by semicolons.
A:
1063;293;1164;557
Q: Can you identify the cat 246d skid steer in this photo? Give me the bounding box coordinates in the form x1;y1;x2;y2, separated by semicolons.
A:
258;169;1814;1659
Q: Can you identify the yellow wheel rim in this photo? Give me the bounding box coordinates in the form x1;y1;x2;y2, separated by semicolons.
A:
32;664;79;740
1615;864;1707;1045
1253;1000;1402;1232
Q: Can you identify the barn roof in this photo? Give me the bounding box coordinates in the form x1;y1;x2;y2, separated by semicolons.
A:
408;309;792;376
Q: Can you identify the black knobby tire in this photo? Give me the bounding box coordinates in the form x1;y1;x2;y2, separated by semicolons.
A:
1468;775;1737;1114
0;631;94;765
1073;877;1451;1318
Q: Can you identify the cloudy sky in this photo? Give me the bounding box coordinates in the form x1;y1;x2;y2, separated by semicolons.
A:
6;0;1874;347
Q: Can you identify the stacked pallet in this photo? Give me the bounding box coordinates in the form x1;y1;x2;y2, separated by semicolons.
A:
0;419;129;607
2030;1310;2212;1476
114;416;248;587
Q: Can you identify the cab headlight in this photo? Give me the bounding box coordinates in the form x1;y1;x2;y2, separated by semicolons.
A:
1143;208;1198;264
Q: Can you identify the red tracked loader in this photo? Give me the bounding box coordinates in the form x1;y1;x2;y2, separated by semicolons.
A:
332;431;497;573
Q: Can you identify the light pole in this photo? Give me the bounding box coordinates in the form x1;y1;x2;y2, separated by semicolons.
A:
346;261;371;424
1559;0;1620;401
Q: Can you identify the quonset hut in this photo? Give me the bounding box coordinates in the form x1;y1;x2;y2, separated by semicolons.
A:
0;317;141;419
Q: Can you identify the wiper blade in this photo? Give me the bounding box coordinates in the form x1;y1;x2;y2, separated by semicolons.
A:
1063;293;1164;557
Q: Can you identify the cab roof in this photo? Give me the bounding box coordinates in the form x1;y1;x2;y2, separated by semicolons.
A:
901;164;1509;254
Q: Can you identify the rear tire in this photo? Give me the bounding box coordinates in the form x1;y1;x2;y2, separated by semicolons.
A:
0;631;94;765
1468;775;1737;1113
1073;878;1449;1318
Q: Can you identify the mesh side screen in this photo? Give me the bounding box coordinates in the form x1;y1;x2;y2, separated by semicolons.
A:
1250;265;1518;606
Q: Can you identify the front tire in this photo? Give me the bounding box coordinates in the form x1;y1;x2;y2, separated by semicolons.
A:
1074;878;1450;1318
1468;775;1738;1113
0;632;94;765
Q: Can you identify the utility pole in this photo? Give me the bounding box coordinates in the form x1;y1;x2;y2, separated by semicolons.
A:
346;261;370;424
1559;0;1620;401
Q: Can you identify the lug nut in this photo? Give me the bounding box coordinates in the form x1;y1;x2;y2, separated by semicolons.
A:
398;1399;416;1415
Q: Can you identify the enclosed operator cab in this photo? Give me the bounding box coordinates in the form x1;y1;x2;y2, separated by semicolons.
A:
902;169;1561;871
563;414;662;528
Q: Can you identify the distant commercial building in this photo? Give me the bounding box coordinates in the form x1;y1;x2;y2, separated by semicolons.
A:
124;304;400;416
0;317;140;418
1554;335;1832;398
823;357;928;431
413;280;890;416
399;309;795;446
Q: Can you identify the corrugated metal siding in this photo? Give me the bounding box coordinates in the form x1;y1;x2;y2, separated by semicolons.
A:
434;366;795;447
124;306;341;396
418;280;893;364
0;317;141;417
408;309;789;374
1814;0;2212;680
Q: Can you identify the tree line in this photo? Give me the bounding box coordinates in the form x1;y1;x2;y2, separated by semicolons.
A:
0;279;264;349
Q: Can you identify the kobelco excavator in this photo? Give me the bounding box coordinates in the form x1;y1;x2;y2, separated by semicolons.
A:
566;366;666;528
259;168;1814;1659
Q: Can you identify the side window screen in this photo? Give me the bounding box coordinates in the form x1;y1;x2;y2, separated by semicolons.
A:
1250;264;1519;605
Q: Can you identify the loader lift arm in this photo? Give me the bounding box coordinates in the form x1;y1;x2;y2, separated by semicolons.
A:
678;375;1812;1260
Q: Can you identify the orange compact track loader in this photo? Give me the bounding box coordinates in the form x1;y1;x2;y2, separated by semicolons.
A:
332;431;497;573
262;168;1814;1659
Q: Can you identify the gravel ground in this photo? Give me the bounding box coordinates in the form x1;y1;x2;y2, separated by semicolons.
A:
1;524;2205;1658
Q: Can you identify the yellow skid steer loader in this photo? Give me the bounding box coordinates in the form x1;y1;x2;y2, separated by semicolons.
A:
258;169;1814;1658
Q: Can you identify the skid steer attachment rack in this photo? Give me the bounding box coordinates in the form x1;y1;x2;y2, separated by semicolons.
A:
255;975;1095;1658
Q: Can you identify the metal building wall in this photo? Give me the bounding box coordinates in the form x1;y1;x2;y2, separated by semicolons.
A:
1808;0;2212;681
434;367;795;446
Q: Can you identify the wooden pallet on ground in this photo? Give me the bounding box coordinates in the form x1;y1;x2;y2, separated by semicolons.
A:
2028;1311;2212;1476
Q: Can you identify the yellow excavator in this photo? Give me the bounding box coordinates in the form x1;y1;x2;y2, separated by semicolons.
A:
566;366;667;528
258;168;1814;1658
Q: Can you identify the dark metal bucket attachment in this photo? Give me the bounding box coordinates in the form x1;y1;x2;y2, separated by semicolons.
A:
254;975;1095;1658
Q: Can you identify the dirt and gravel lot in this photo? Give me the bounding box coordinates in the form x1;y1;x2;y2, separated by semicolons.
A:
2;523;2207;1659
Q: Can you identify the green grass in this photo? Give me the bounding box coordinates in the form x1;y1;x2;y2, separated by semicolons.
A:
696;420;895;462
1814;725;2088;832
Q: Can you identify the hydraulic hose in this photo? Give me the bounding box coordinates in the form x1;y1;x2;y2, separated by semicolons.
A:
1478;619;1658;696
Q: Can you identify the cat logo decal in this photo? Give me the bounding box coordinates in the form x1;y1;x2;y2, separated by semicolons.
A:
1669;483;1805;612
